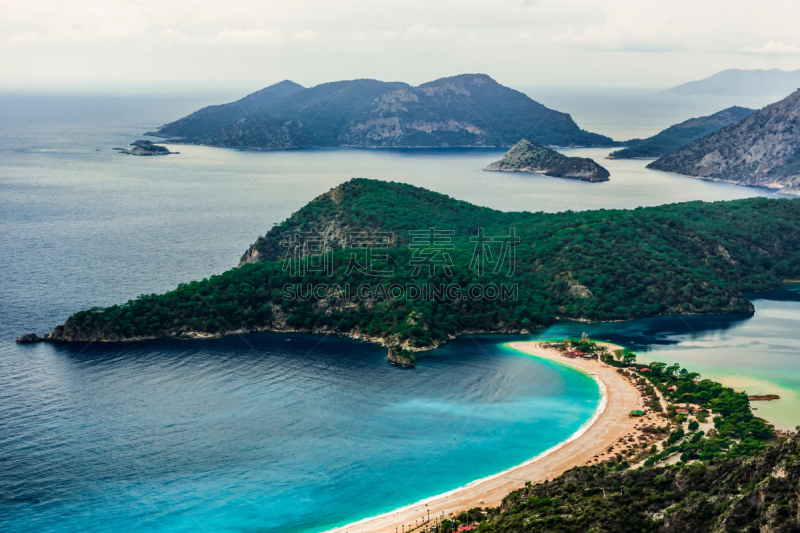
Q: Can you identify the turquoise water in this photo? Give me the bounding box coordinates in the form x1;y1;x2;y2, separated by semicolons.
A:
0;89;794;532
0;335;600;533
520;287;800;430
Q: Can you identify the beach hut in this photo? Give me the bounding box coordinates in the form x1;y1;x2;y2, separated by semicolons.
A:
629;410;644;417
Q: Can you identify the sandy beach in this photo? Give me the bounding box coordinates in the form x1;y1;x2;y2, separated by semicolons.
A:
327;341;643;533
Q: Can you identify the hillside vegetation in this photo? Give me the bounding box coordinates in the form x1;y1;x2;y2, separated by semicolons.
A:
49;179;800;348
441;349;784;533
148;74;616;149
472;433;800;532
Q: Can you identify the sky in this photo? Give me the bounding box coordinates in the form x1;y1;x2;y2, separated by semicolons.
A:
3;0;800;90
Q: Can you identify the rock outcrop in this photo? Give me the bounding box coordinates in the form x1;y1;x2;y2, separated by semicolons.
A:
484;139;610;182
115;140;178;156
15;333;45;344
387;346;416;368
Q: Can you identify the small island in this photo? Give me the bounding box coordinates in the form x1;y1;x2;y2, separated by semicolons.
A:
114;140;178;156
483;139;610;182
387;346;416;368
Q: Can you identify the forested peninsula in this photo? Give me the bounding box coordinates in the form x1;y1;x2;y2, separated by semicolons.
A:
147;74;616;149
46;179;800;349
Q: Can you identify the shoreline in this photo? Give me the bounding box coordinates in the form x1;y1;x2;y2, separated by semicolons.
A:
323;341;641;533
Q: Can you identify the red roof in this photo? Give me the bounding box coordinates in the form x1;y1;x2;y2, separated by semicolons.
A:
676;409;689;413
640;368;650;372
667;386;676;391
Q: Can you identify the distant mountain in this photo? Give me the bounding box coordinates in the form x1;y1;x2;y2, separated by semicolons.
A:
662;68;800;97
609;106;754;159
648;90;800;195
147;80;305;139
147;74;617;148
484;139;610;182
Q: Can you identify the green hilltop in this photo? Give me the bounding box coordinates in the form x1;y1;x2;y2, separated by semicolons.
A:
48;178;800;349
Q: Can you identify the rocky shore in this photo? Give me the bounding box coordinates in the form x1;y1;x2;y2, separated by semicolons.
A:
15;333;46;344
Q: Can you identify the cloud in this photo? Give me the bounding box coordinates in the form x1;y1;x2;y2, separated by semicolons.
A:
173;27;284;45
739;41;800;55
521;0;538;7
544;26;619;49
292;30;316;41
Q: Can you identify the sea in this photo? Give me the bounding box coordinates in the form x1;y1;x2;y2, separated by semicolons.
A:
0;85;797;532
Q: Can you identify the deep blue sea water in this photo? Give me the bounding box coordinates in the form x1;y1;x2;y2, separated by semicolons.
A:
1;88;799;532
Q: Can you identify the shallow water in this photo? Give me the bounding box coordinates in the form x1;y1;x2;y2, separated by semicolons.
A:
522;287;800;431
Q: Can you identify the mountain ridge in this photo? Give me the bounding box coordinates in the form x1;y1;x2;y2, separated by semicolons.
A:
147;74;617;149
609;106;754;160
661;68;800;97
648;90;800;195
147;80;305;139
